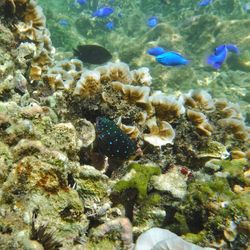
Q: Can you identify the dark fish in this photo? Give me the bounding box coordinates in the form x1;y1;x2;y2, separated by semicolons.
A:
156;51;189;66
95;117;137;159
74;44;112;64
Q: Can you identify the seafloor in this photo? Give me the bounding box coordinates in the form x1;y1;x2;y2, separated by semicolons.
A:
0;0;249;249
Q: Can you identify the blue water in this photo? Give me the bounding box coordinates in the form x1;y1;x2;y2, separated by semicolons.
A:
38;0;250;122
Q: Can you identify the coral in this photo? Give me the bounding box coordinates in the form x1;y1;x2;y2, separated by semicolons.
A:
181;90;215;111
151;165;188;199
111;81;151;105
187;109;213;136
89;217;133;250
143;116;175;147
73;70;101;97
149;91;185;122
0;1;249;248
2;0;54;81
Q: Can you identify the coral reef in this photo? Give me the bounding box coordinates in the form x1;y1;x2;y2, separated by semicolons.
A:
0;1;249;249
0;0;54;86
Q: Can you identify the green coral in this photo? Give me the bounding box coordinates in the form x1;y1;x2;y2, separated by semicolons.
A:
113;163;161;200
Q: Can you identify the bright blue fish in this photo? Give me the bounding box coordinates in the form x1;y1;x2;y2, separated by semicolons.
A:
105;21;114;30
214;44;239;55
198;0;213;7
58;19;69;27
76;0;87;5
156;51;189;66
92;7;114;17
207;45;228;69
214;44;226;55
225;44;240;55
147;16;158;28
147;47;166;56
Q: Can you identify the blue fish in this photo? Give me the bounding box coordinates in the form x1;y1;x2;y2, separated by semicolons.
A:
75;0;87;5
243;2;250;12
147;47;166;56
92;7;114;17
225;44;240;55
198;0;213;7
214;44;226;55
58;19;69;27
105;21;114;30
156;51;189;66
147;16;158;28
207;45;228;69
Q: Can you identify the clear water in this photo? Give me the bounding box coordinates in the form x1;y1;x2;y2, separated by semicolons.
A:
37;0;250;123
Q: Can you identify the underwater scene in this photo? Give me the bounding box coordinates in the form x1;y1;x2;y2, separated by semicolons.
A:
0;0;250;249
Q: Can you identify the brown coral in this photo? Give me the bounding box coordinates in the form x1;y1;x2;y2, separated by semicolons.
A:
143;116;175;147
187;109;213;136
181;89;215;111
149;91;185;122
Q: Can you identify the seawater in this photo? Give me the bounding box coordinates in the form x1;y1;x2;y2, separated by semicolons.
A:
37;0;250;123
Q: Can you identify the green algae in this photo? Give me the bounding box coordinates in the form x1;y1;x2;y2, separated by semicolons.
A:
113;163;161;200
77;178;108;199
86;238;116;250
184;231;207;244
133;193;163;228
221;158;249;185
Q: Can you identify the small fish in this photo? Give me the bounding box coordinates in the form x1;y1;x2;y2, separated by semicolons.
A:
198;0;213;7
105;21;114;30
75;0;87;5
147;47;166;56
214;44;239;55
156;51;189;66
92;7;114;18
95;117;137;159
214;44;226;55
207;45;228;69
147;16;158;28
225;44;240;55
74;44;112;64
58;19;69;27
243;2;250;12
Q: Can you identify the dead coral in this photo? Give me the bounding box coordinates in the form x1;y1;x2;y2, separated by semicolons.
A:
90;217;133;250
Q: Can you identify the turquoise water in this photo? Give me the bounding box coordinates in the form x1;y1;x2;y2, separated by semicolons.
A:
37;0;250;123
